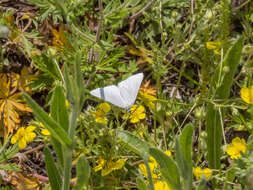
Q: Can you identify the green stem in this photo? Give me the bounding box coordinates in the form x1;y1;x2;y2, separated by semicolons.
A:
62;105;78;190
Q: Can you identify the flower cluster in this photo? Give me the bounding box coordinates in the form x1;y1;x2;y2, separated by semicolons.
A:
241;86;253;104
92;103;111;125
123;105;146;123
205;41;222;55
226;137;246;159
11;126;36;149
138;80;157;109
193;167;212;179
138;150;172;190
94;157;126;176
40;122;50;136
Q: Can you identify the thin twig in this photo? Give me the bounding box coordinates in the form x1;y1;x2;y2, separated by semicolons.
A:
219;107;227;145
129;0;156;20
96;0;104;42
22;19;32;33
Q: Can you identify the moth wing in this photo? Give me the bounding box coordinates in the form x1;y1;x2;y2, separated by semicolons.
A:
90;85;126;108
118;73;144;109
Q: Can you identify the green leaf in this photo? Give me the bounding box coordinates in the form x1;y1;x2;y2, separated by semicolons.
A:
74;52;85;109
206;37;244;169
23;93;72;147
0;163;21;171
73;156;91;190
117;130;150;157
0;145;18;162
51;85;69;131
179;124;193;167
50;85;69;167
117;131;154;190
176;124;193;190
63;64;74;105
196;179;207;190
149;148;181;190
136;178;148;190
44;147;62;190
175;138;191;190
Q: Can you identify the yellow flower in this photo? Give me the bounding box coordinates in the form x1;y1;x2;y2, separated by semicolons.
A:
40;122;51;136
92;103;111;125
138;80;157;109
193;167;212;179
123;105;146;123
65;100;70;108
11;126;36;149
241;86;253;104
94;157;126;176
154;180;170;190
226;137;246;159
139;91;157;109
139;156;159;179
139;150;172;179
206;41;222;55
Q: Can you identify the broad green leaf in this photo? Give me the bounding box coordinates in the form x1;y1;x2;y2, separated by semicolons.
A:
50;85;69;167
179;124;193;166
23;93;72;147
73;156;91;190
44;147;62;190
175;138;191;190
117;130;150;157
51;85;69;131
206;37;244;169
149;148;181;190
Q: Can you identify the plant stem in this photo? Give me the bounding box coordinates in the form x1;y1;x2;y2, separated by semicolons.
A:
62;105;78;190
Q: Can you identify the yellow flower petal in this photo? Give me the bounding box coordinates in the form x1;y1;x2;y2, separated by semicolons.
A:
94;158;105;172
241;86;253;104
24;132;36;142
130;117;140;123
202;168;212;178
99;103;111;113
112;159;126;170
26;126;36;132
226;137;246;159
193;167;212;179
18;138;27;149
95;116;108;125
226;145;241;159
154;180;170;190
11;134;18;144
139;163;148;177
138;113;146;119
165;150;172;157
41;129;51;136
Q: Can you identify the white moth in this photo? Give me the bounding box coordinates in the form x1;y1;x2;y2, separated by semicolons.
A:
90;73;144;109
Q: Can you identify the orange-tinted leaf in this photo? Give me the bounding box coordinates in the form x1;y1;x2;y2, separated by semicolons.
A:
11;67;35;93
0;74;10;98
0;74;32;137
9;100;32;112
52;26;74;51
8;172;41;190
